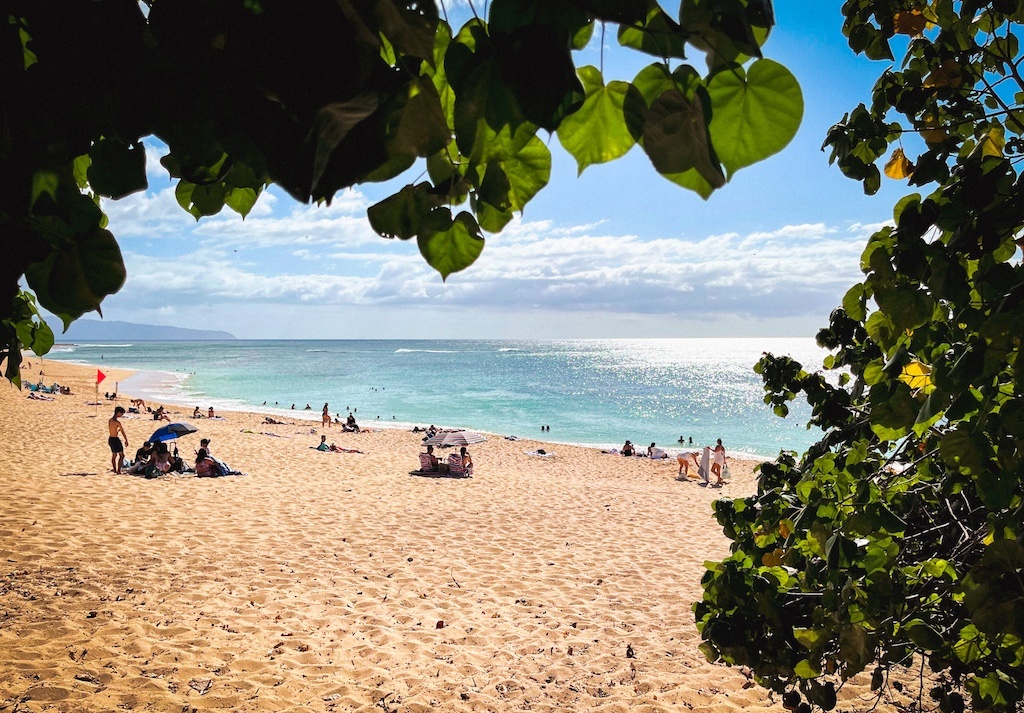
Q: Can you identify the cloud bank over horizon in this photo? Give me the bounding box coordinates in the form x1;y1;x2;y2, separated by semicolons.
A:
83;178;882;339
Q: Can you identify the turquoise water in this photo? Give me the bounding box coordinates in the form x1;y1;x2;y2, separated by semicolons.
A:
46;338;830;460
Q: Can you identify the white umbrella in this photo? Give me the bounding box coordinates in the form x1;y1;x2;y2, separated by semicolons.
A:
424;430;486;446
441;430;486;446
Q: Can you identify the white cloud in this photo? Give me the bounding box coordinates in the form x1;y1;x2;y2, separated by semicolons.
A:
102;212;868;333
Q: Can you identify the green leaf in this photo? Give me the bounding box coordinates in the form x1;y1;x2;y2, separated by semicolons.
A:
224;187;259;218
794;659;821;678
87;139;148;199
310;93;381;194
502;135;551;211
418;211;485;280
707;59;804;179
939;429;988;476
367;183;447;240
643;88;725;188
617;4;688;59
556;66;636;174
906;620;944;651
842;283;867;321
23;217;126;328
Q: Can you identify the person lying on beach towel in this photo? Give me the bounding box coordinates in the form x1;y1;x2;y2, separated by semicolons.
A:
524;449;555;458
264;416;292;425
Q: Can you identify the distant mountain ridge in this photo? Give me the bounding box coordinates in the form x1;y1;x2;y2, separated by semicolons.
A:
57;319;237;341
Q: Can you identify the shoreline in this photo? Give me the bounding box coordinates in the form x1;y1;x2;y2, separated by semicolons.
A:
43;354;777;463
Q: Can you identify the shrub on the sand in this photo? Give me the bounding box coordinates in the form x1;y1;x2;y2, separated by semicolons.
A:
697;3;1024;712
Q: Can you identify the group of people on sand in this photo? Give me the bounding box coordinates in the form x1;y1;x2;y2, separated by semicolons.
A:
417;444;473;476
676;439;729;487
609;437;729;486
616;440;667;459
192;406;216;419
107;407;232;477
320;404;361;432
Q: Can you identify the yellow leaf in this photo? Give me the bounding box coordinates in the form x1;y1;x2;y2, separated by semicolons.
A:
780;521;791;539
894;10;927;36
761;548;785;567
978;126;1006;158
899;361;932;390
884;148;914;180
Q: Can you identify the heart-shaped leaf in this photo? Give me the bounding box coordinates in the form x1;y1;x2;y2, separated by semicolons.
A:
556;66;636;174
418;211;484;279
707;59;803;178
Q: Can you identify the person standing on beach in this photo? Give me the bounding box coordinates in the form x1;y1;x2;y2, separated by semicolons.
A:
107;406;128;474
711;439;727;486
322;403;331;428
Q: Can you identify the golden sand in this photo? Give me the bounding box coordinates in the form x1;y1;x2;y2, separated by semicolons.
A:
0;359;882;712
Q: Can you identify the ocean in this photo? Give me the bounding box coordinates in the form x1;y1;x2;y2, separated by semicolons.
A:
45;338;831;460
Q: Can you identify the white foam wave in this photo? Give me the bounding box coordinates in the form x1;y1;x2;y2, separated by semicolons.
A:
497;348;520;352
66;343;135;348
394;348;457;354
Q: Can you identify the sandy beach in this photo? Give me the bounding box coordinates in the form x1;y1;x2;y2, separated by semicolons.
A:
0;359;886;712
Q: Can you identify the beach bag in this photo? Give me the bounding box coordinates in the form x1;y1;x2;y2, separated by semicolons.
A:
722;464;731;481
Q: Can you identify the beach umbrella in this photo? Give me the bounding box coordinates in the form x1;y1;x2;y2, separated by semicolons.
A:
149;422;198;443
439;430;486;446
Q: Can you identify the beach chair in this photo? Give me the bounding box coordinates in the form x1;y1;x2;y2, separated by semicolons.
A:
447;454;465;477
417;453;435;472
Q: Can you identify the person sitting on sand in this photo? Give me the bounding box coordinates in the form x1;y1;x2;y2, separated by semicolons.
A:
193;406;202;418
621;440;635;457
128;441;155;475
208;406;215;418
194;448;217;477
344;413;360;433
198;438;213;458
152;443;172;475
422;444;447;473
315;435;331;451
460;446;474;475
153;405;170;421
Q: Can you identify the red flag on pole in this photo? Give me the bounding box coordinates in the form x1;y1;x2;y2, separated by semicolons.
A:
97;369;106;385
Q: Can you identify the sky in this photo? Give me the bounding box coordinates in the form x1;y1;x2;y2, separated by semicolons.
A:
57;1;916;339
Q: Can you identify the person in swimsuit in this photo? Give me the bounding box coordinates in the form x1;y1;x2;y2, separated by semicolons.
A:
712;438;727;485
322;403;331;428
108;406;128;473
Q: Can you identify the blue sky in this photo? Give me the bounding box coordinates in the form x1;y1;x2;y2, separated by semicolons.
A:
65;1;913;339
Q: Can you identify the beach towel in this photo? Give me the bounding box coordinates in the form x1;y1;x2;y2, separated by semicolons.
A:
699;447;711;484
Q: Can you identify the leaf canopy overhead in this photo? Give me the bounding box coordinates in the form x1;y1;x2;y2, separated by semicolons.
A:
1;0;801;381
